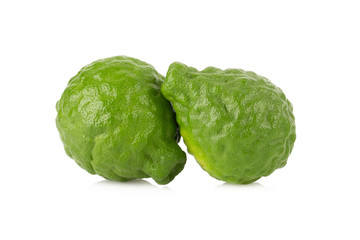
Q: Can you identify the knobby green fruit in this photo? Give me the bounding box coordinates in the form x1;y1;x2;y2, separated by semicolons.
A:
161;62;296;184
56;56;186;184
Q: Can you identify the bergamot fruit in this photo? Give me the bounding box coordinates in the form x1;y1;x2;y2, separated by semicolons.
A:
56;56;186;184
161;62;296;184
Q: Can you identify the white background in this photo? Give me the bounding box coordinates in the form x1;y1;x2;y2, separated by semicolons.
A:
1;0;359;239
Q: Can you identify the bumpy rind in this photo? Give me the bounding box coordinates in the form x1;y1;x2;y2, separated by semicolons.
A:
56;56;186;184
161;62;296;184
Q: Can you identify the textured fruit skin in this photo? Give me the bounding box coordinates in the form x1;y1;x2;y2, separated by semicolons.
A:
56;56;186;184
161;62;296;184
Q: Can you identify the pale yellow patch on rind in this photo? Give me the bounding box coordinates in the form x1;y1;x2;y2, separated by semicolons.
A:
180;129;211;173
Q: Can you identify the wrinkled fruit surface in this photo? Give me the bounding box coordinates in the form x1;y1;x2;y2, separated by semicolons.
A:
161;62;296;184
56;56;186;184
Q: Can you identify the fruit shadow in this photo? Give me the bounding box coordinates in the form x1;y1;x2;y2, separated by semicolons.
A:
216;182;267;190
92;179;172;191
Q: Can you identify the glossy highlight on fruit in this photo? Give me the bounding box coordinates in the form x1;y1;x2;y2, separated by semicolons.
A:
161;62;296;184
56;56;186;184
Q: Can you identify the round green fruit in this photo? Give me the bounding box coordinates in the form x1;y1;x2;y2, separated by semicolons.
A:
161;62;296;184
56;56;186;184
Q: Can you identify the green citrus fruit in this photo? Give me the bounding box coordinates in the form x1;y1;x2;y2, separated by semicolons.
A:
56;56;186;184
161;62;296;184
